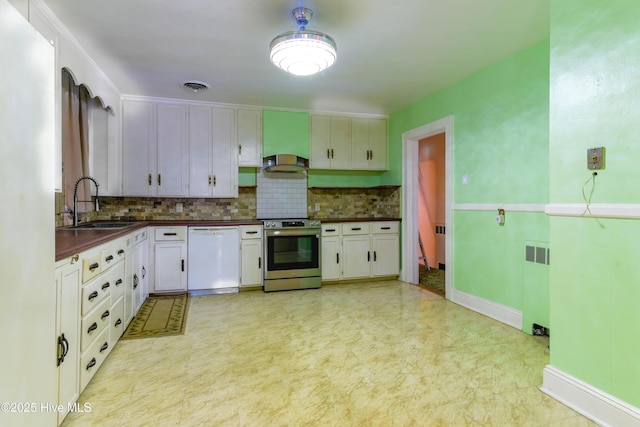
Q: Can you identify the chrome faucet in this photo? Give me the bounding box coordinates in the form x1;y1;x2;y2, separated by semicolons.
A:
73;176;99;227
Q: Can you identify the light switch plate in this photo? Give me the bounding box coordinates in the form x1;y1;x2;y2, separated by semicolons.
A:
587;147;605;170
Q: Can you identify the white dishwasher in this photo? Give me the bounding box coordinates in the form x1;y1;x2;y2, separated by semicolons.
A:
188;227;240;294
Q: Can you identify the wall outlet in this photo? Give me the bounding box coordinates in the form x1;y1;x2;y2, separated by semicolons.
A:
587;146;605;170
176;202;183;213
314;202;320;211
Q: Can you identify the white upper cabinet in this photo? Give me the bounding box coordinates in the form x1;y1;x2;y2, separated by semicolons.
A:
237;109;262;167
309;115;350;170
350;118;388;170
122;100;156;196
310;114;388;171
189;105;237;198
156;103;188;196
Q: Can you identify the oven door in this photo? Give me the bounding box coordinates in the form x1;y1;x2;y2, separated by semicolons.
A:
264;228;321;280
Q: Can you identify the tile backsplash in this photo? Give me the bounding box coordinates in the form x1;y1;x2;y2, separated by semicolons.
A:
256;169;307;219
55;185;400;226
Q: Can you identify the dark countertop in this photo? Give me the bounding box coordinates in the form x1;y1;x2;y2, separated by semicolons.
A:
56;218;400;261
55;220;262;261
318;218;401;224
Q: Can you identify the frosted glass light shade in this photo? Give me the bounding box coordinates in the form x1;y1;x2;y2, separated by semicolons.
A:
270;30;337;76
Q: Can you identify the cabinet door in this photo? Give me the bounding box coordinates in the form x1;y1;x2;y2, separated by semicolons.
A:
329;116;350;169
240;239;262;287
55;259;81;425
372;234;399;277
350;118;371;170
321;236;342;281
309;115;332;169
341;235;371;279
188;105;213;197
368;119;388;170
124;249;136;326
154;243;187;292
156;103;188;196
211;107;238;197
122;100;155;196
237;109;262;167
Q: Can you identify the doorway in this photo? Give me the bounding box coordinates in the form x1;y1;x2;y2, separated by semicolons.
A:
400;116;453;299
418;133;446;295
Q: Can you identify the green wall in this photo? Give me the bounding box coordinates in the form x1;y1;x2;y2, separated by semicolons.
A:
389;40;550;320
549;0;640;407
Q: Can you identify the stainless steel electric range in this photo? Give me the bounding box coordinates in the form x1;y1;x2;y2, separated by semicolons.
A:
262;218;321;292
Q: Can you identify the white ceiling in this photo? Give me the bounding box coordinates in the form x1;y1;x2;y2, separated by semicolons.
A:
41;0;549;115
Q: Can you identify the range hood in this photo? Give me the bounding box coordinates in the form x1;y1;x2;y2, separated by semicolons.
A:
262;154;309;172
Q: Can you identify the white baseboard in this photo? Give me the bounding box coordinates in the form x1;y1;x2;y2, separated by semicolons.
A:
541;366;640;426
449;288;522;330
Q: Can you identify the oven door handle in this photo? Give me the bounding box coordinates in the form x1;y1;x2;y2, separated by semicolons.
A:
264;229;320;237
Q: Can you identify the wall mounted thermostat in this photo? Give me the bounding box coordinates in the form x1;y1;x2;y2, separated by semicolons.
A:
496;208;505;225
587;146;605;170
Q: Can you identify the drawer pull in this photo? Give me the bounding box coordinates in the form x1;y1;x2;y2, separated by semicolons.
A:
258;257;262;269
246;231;258;234
105;255;114;262
101;282;110;290
115;318;122;327
71;254;80;264
326;228;336;232
101;310;110;320
115;279;123;286
86;358;96;371
351;227;362;231
87;322;98;334
381;227;391;230
163;232;177;236
88;291;99;302
89;262;99;271
367;251;371;262
117;249;125;256
374;251;377;261
100;342;109;353
142;266;146;279
133;274;138;289
336;253;339;264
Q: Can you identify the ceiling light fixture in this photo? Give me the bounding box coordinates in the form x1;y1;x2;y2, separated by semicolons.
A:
269;7;337;77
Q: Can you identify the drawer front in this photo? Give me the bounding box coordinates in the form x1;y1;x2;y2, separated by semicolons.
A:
82;253;102;283
321;224;341;236
109;296;125;346
240;225;262;239
81;274;111;315
80;327;110;392
341;222;370;235
109;262;126;301
154;227;186;241
102;242;126;271
372;221;399;234
80;297;111;352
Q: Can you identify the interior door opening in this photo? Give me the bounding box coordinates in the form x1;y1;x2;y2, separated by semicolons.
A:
401;116;453;299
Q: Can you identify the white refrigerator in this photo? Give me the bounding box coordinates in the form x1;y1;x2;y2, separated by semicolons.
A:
188;227;240;292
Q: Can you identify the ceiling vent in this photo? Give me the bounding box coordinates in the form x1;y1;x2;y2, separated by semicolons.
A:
183;81;210;92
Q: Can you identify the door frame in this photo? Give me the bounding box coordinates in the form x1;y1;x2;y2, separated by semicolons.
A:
401;115;453;298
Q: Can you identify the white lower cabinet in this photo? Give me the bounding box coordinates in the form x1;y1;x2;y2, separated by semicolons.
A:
321;224;342;281
54;255;81;426
54;228;146;425
150;227;187;293
321;221;399;282
240;225;263;288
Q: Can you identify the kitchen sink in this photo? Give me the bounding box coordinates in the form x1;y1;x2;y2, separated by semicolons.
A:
61;222;138;230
